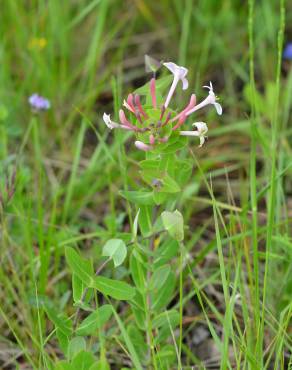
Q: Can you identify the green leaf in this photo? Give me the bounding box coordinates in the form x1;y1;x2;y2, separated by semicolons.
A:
76;305;112;336
153;310;180;345
152;309;180;328
71;350;95;370
89;358;110;370
154;344;176;367
139;159;160;170
102;239;127;267
141;169;180;193
111;305;143;370
45;304;72;336
154;240;179;267
92;276;136;300
153;191;169;205
160;135;188;154
130;252;146;291
72;274;85;303
149;265;171;291
175;159;193;187
140;154;176;176
119;190;155;205
56;328;70;355
161;210;184;241
151;271;176;311
131;290;146;330
67;337;86;360
54;361;72;370
139;205;153;236
127;324;148;359
65;247;94;287
132;209;140;241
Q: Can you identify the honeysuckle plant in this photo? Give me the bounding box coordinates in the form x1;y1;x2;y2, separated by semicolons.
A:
102;59;222;205
52;58;222;369
103;61;221;155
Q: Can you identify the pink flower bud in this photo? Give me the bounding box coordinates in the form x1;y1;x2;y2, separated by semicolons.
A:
149;134;155;145
135;141;153;151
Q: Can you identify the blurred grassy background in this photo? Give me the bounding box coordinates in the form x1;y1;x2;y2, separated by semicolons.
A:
0;0;292;368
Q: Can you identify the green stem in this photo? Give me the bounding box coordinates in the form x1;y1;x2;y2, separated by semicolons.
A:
145;205;158;369
178;243;183;369
32;116;46;294
0;124;7;160
248;0;261;359
73;257;111;329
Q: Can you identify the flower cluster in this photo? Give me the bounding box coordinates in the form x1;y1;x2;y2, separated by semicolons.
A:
103;61;222;150
28;94;50;112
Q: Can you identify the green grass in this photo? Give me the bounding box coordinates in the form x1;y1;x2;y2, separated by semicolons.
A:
0;0;292;369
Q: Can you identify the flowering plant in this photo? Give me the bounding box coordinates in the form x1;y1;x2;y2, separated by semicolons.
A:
28;93;51;112
103;61;221;152
103;60;222;205
57;59;223;369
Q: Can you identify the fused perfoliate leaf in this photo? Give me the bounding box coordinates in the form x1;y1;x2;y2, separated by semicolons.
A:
102;239;127;267
145;54;162;74
161;210;184;241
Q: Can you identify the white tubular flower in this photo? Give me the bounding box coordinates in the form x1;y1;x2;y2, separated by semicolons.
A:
103;113;120;129
103;113;133;131
180;122;208;147
186;81;222;116
163;62;189;108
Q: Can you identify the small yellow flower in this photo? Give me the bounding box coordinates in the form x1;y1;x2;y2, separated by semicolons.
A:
154;237;160;249
28;37;47;51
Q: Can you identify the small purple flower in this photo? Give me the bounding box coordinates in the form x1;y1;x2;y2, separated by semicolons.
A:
283;43;292;60
28;94;50;111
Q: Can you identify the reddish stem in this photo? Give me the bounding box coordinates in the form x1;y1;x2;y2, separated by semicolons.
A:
162;112;172;127
150;78;157;108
